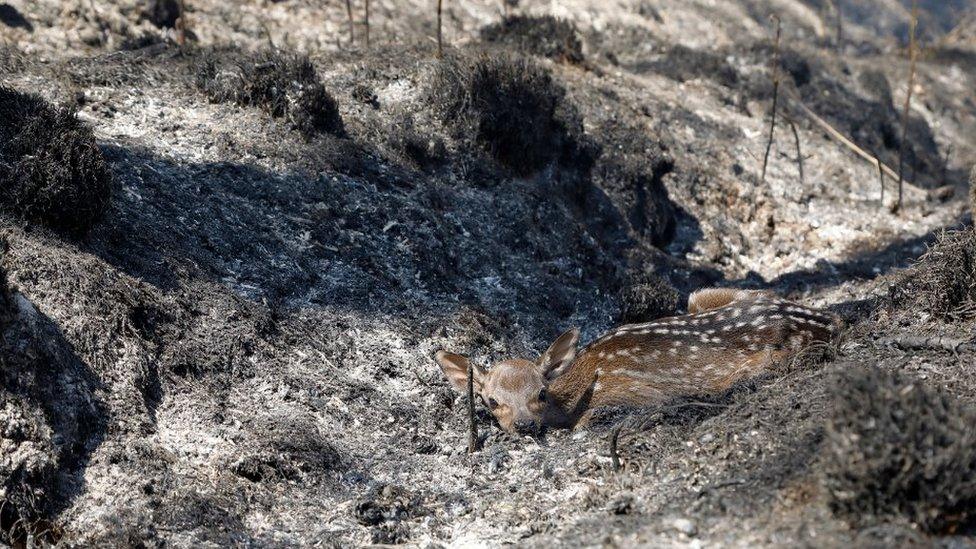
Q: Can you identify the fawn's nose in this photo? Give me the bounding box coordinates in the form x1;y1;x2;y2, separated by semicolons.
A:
512;419;539;435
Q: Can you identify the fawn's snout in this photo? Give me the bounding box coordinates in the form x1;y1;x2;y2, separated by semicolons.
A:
512;419;542;436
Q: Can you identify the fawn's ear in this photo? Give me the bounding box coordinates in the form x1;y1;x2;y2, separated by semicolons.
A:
434;351;485;393
538;327;579;380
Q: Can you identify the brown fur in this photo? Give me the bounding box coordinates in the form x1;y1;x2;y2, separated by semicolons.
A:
436;288;841;433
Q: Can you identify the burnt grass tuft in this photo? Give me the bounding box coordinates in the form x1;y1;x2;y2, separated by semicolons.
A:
822;367;976;533
427;52;588;176
889;228;976;320
480;15;585;64
639;44;739;88
195;50;345;138
617;273;680;323
0;87;112;235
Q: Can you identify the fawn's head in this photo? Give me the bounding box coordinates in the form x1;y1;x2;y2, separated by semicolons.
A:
434;328;579;435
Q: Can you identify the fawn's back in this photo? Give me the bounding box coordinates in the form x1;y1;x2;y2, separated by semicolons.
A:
571;291;841;407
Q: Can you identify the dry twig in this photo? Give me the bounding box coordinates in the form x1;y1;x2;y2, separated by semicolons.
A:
761;15;782;185
437;0;444;57
364;0;370;48
896;0;920;213
610;424;623;473
873;150;885;203
785;114;804;184
467;362;477;453
345;0;355;45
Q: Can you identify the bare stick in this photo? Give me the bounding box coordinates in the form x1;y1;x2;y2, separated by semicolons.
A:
874;150;885;204
437;0;444;58
345;0;355;45
785;115;804;184
761;16;782;185
364;0;370;48
835;1;843;50
467;362;477;453
896;0;919;213
942;144;952;185
610;424;623;473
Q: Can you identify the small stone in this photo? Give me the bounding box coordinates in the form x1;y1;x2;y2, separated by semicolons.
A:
669;517;698;536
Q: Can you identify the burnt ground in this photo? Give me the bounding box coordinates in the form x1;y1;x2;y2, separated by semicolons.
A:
2;0;976;546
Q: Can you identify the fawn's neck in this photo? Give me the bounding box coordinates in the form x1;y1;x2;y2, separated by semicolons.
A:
544;353;602;428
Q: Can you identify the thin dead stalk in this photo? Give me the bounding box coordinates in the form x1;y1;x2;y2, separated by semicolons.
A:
364;0;370;48
345;0;355;45
896;0;919;213
942;144;952;185
834;1;842;50
785;115;804;184
437;0;444;57
761;15;782;185
467;362;477;453
874;150;885;203
610;424;623;473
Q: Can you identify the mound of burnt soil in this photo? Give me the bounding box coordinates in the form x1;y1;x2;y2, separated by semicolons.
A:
889;228;976;320
822;367;976;533
0;87;112;235
480;15;585;64
427;51;590;176
195;49;345;138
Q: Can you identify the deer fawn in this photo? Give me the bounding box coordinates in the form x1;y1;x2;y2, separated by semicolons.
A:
435;288;841;435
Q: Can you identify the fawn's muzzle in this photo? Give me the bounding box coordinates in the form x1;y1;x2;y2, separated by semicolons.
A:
512;419;540;435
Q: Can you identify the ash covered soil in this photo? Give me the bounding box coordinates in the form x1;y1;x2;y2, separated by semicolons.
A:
2;0;976;546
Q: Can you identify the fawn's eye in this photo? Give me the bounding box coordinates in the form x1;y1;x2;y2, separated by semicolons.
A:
487;397;499;409
538;389;547;402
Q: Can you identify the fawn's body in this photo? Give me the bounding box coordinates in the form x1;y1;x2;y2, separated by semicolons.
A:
436;288;841;434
